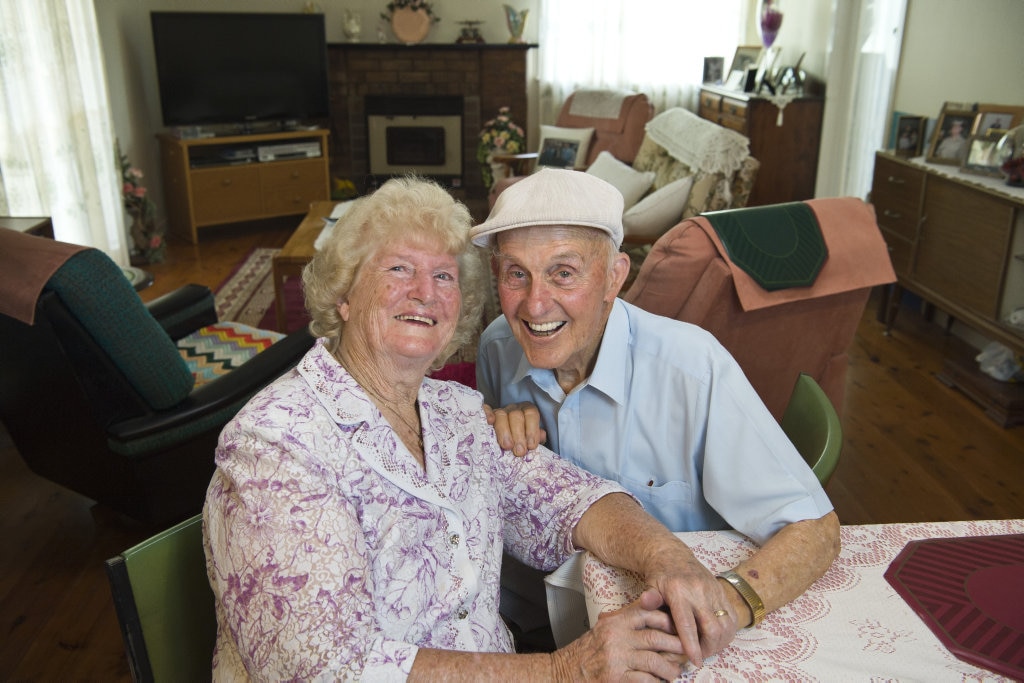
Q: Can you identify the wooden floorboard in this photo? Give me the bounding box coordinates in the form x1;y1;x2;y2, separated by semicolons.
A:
1;218;1022;679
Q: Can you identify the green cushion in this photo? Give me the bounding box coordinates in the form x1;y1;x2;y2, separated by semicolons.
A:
45;250;195;409
704;202;827;291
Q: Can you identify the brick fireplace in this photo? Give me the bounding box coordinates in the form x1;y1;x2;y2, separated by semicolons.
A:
326;43;535;200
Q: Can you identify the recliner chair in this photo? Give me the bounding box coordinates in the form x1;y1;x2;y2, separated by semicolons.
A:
0;229;314;524
488;89;654;208
624;198;896;420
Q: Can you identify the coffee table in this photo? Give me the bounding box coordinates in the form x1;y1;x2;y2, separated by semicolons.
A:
272;201;336;331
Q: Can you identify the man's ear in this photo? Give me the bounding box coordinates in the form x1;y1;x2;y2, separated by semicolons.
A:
607;251;631;299
337;297;351;322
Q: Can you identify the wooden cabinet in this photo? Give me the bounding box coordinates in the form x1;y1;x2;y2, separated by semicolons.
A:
698;85;824;206
159;130;330;243
871;151;1024;354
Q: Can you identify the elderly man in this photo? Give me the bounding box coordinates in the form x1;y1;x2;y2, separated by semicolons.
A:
471;168;840;648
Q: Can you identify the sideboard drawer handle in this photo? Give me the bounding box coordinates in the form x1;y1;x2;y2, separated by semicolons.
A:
291;171;301;179
883;209;902;219
221;178;232;187
887;175;906;184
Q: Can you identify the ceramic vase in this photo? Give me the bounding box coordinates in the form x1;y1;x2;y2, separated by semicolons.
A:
503;5;529;44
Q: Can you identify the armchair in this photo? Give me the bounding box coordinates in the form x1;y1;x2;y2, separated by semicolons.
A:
487;89;654;209
623;198;896;420
0;229;314;524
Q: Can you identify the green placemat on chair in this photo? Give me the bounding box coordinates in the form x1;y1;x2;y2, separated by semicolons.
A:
704;202;828;291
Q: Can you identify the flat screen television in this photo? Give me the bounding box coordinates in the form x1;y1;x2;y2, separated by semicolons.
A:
150;12;329;128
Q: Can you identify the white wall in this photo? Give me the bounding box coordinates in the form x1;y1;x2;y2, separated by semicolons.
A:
893;0;1024;121
93;0;1022;224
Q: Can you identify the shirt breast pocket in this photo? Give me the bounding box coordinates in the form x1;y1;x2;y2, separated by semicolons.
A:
623;477;694;531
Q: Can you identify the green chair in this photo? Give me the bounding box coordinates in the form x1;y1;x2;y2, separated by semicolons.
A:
105;514;216;682
780;373;843;486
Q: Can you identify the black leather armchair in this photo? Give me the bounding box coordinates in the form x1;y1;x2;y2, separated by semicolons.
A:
0;229;314;525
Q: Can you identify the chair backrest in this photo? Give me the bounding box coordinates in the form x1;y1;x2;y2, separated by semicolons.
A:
105;514;216;682
781;374;842;486
624;197;896;419
556;89;654;167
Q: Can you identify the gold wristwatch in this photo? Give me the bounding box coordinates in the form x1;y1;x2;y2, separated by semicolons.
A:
717;569;765;627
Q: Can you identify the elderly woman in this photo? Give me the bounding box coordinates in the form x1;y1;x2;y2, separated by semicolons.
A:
203;176;738;681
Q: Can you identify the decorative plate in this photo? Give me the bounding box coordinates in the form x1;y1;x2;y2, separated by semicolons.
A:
390;7;431;45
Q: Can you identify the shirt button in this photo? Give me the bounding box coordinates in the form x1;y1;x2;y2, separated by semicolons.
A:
449;533;460;546
457;608;468;620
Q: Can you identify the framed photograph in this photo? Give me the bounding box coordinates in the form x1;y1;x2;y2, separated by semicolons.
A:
893;114;926;157
976;103;1024;130
960;130;1007;178
974;110;1015;135
724;70;746;90
702;57;725;85
728;45;762;77
926;108;977;165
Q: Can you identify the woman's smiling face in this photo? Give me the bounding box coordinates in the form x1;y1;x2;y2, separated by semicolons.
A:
338;234;461;369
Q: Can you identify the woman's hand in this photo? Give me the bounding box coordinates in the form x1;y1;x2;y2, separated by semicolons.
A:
484;402;547;456
552;589;688;681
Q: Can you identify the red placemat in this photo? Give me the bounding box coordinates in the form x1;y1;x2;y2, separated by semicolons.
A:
884;534;1024;679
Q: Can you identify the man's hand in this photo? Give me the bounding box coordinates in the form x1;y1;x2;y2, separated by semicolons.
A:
552;589;688;681
645;546;740;666
484;402;547;457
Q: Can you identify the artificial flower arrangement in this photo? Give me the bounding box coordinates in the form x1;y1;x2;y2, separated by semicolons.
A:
477;106;526;189
1003;156;1024;187
119;146;166;264
380;0;440;24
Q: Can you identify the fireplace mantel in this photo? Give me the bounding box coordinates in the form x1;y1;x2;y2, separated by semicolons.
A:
327;43;537;198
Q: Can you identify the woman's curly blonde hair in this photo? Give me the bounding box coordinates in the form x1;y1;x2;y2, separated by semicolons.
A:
302;176;485;371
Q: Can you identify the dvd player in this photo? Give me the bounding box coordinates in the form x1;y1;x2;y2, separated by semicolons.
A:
257;141;322;162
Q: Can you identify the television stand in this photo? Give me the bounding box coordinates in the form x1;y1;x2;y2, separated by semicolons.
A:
158;129;330;244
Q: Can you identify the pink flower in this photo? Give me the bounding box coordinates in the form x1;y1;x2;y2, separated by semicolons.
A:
149;235;163;249
133;186;147;198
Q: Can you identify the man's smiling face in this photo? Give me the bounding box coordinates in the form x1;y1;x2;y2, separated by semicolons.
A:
493;225;629;388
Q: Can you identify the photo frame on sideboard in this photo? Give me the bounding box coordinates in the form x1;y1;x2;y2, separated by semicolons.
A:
893;115;926;157
728;45;762;77
926;107;977;166
960;129;1007;178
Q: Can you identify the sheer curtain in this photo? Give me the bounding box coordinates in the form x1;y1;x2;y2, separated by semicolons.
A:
815;0;907;199
0;0;127;265
537;0;745;122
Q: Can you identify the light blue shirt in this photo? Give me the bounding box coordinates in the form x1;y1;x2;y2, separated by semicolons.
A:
477;299;833;544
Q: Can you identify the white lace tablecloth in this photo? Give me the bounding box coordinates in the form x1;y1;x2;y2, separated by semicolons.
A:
573;520;1024;681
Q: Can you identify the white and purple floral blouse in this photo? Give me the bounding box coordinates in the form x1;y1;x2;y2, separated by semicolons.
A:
203;340;626;681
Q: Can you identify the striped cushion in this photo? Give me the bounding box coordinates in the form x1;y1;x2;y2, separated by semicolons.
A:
177;322;284;387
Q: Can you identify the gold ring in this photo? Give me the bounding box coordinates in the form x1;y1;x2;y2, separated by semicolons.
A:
714;609;728;617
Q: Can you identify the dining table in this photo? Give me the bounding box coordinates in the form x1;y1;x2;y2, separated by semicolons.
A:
544;519;1024;681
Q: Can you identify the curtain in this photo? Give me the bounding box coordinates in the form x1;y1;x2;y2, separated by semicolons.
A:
815;0;907;199
537;0;745;123
0;0;127;265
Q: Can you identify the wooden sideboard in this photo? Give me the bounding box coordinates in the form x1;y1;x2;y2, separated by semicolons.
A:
871;151;1024;426
159;129;330;244
871;151;1024;354
698;85;824;206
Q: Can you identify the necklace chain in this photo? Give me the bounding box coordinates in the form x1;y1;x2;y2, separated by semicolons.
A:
338;353;423;452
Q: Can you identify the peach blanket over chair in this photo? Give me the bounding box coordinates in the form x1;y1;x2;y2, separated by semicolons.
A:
624;197;896;420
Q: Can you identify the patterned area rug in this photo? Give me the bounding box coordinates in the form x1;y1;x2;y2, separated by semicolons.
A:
214;248;281;329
